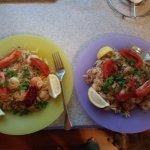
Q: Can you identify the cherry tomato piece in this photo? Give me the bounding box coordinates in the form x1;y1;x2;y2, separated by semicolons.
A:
116;90;136;102
120;48;143;68
102;58;118;79
0;50;22;69
127;79;137;89
136;79;150;97
30;58;50;76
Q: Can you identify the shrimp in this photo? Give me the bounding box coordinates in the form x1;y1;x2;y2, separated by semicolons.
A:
14;90;26;101
123;66;134;74
31;77;44;89
39;90;50;101
26;55;39;64
8;77;20;90
0;50;22;69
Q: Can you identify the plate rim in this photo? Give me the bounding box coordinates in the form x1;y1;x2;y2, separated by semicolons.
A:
75;33;150;133
0;33;74;135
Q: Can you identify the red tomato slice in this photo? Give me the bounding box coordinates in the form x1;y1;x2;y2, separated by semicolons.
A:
116;90;136;102
0;72;5;80
127;79;137;89
30;57;50;76
102;58;118;79
0;50;22;69
136;79;150;97
120;49;143;68
0;87;8;99
0;72;7;99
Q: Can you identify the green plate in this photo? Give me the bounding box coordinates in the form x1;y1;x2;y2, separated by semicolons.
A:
0;34;73;135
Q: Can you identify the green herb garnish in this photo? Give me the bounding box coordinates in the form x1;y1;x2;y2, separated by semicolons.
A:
35;101;48;110
114;74;127;87
134;69;142;76
13;109;30;116
22;68;30;78
101;76;114;93
19;110;30;116
19;81;30;90
127;60;135;67
4;69;17;78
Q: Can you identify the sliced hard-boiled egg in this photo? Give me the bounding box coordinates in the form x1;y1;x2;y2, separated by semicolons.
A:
88;87;110;108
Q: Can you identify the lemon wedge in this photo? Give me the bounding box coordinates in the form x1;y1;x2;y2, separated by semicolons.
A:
48;74;61;98
97;46;114;59
0;108;5;116
88;87;110;108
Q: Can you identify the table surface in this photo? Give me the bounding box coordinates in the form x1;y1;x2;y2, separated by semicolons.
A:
0;0;150;129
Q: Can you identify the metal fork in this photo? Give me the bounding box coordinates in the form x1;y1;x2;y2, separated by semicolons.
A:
52;52;72;130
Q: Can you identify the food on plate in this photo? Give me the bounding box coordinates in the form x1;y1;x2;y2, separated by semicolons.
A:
97;46;113;59
88;87;110;108
83;46;150;117
0;108;5;116
48;74;61;98
0;48;61;115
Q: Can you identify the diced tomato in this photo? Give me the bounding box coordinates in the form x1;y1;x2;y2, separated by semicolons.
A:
0;50;22;69
102;58;118;79
0;72;7;99
30;58;50;76
116;90;136;102
0;87;8;99
127;79;137;89
0;72;5;80
136;79;150;97
24;86;38;107
120;48;143;68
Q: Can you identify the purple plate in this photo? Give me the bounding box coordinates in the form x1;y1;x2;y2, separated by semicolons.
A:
75;33;150;133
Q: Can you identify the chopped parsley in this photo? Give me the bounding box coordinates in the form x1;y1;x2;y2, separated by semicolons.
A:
101;76;114;93
101;75;127;93
19;81;30;90
4;69;17;78
127;60;135;67
13;101;49;115
13;109;30;116
114;74;127;87
35;101;48;110
22;68;30;78
134;69;142;76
